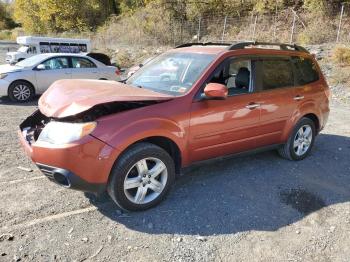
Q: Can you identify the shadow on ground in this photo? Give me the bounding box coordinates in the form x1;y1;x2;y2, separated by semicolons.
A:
88;133;350;236
0;96;39;106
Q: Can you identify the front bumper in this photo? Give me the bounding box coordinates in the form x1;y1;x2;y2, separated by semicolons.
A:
0;79;10;96
36;163;106;193
18;113;120;193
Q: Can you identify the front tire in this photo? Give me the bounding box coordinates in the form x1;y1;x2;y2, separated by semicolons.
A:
107;142;175;211
8;81;34;103
278;117;316;161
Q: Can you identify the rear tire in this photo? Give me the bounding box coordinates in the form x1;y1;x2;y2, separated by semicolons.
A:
107;142;175;211
278;117;316;161
8;80;35;103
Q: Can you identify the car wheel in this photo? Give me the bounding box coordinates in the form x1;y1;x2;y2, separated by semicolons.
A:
8;81;34;103
107;142;175;211
278;117;316;161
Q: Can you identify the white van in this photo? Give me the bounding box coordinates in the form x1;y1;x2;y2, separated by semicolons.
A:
6;36;91;64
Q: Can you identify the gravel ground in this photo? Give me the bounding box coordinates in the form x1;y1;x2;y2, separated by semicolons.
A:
0;44;350;262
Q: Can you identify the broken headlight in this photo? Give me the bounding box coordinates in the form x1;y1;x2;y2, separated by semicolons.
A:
37;121;97;145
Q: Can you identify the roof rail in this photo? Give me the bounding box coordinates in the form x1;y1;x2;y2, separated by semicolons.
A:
228;41;309;53
175;42;231;48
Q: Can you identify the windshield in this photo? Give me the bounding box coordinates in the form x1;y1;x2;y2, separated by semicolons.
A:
18;45;29;53
126;52;215;95
16;54;47;67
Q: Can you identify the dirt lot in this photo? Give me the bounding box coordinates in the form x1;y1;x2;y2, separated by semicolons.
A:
0;43;350;261
0;96;349;262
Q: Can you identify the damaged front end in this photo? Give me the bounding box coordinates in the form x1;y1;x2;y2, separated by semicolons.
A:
58;100;161;122
19;100;161;144
20;110;50;145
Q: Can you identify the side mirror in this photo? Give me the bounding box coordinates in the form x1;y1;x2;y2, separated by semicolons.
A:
36;64;45;70
203;83;228;100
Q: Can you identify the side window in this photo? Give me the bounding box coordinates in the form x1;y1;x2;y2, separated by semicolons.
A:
42;57;69;70
207;58;252;96
292;56;319;85
261;59;294;90
79;44;87;52
226;59;251;95
72;57;96;68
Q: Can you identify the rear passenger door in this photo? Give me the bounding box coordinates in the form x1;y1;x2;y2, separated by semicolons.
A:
70;57;99;79
254;56;297;147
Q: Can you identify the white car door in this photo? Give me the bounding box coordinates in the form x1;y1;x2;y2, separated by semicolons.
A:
35;56;72;93
71;57;99;79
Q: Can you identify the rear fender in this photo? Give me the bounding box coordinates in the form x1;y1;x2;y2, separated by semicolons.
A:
281;100;322;142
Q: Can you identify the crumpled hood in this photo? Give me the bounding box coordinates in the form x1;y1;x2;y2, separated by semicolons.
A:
39;79;173;118
0;64;23;74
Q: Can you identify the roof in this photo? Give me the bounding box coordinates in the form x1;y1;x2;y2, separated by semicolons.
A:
172;42;309;56
17;36;90;45
33;53;90;59
169;46;227;55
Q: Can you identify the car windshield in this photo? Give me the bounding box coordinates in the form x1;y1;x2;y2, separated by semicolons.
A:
15;54;47;67
18;45;29;53
126;52;216;96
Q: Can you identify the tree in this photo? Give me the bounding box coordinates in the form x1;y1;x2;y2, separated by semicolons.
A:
13;0;120;33
0;2;17;30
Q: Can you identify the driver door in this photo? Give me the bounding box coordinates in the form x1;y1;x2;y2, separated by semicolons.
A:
34;56;72;93
188;57;261;162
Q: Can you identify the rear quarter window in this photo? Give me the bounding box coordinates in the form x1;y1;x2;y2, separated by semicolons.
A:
292;56;319;85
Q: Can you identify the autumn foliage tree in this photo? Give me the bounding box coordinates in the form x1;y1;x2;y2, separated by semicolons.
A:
13;0;119;33
0;2;16;30
10;0;350;34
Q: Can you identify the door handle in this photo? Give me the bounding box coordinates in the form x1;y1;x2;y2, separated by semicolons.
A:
65;72;71;75
245;103;260;110
294;95;304;101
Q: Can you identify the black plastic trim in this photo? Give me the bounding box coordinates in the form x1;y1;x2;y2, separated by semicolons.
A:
36;163;106;193
228;41;309;53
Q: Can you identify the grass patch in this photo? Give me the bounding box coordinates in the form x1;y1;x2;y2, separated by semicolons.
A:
333;47;350;66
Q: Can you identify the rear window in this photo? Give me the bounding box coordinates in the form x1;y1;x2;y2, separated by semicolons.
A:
292;56;319;85
261;59;294;90
72;57;96;68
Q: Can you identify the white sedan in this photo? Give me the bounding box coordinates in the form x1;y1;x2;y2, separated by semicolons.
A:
0;53;121;102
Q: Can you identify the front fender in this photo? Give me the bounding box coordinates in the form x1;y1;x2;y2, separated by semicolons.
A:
94;117;189;165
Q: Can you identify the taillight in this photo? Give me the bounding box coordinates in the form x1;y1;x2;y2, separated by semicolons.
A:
115;69;121;76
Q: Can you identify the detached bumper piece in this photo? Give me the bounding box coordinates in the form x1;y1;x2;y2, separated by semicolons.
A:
36;163;106;193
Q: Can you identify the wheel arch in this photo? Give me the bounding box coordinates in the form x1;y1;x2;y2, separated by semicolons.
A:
302;113;320;133
8;79;36;96
111;136;182;177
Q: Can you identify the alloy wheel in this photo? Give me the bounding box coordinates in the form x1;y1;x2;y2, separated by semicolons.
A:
12;84;31;101
293;125;313;156
123;157;168;205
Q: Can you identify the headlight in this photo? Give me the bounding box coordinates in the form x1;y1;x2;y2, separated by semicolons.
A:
38;121;97;144
0;73;8;79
